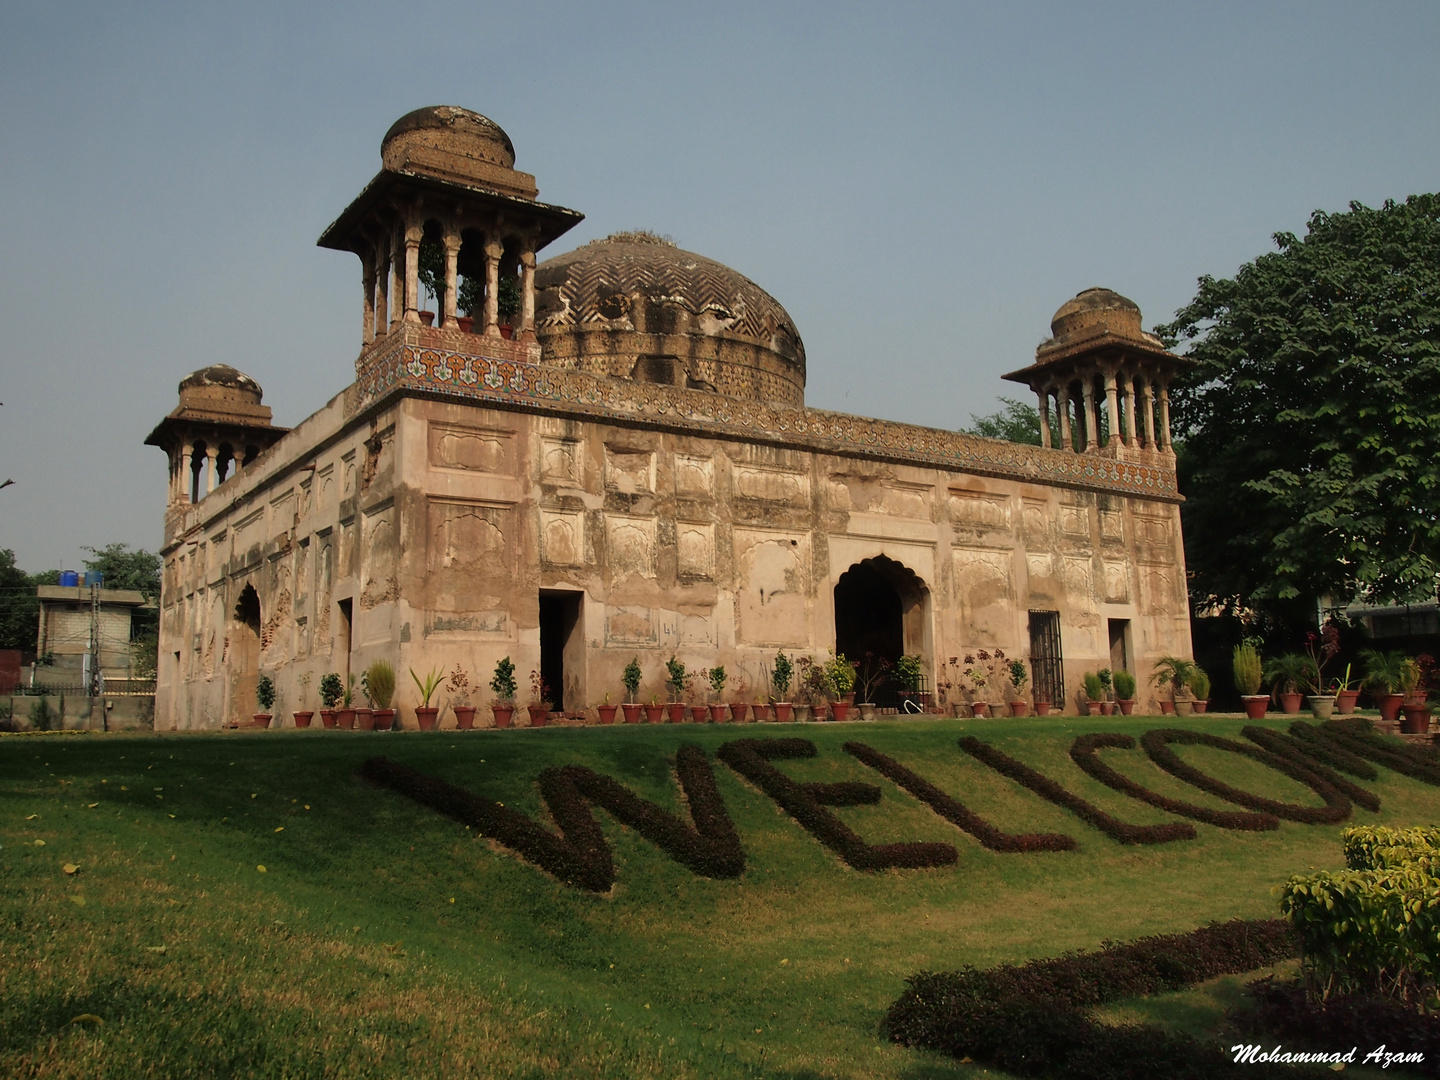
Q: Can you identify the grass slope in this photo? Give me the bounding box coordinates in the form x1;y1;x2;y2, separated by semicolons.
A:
3;714;1438;1079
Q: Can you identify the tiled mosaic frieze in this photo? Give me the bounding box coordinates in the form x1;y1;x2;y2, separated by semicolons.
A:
354;342;1179;500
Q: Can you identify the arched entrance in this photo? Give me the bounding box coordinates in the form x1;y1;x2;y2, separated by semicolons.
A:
834;555;929;707
226;583;261;727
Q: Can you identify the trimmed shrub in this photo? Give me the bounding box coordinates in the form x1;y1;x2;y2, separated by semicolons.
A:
717;737;957;871
1140;728;1353;824
958;736;1195;845
1240;726;1381;812
1344;825;1440;871
844;741;1076;852
1311;718;1440;787
1069;733;1279;831
1285;721;1379;780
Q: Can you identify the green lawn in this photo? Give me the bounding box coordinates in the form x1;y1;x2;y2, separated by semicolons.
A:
2;714;1436;1079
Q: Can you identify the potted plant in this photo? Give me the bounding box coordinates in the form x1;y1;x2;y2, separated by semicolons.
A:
826;653;856;721
1082;671;1104;716
597;692;618;725
771;651;794;722
1303;627;1339;720
644;694;665;724
855;651;891;722
621;657;643;723
796;656;830;721
496;275;521;339
293;671;314;728
729;677;750;723
442;663;475;729
1113;669;1137;715
1331;663;1361;716
665;656;688;723
337;675;357;730
355;670;375;730
1361;648;1407;724
319;672;343;728
1264;653;1315;715
895;653;925;712
1400;656;1432;734
1233;643;1267;718
410;666;443;729
962;654;989;717
527;669;552;727
1095;668;1115;716
1007;658;1031;717
1151;655;1196;716
254;673;276;727
367;660;396;730
1188;667;1210;714
707;665;728;722
487;656;517;728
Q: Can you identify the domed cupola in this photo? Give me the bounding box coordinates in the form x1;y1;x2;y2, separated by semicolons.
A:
535;231;806;406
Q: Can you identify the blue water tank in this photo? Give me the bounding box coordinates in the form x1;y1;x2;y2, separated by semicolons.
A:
83;571;104;588
59;570;79;587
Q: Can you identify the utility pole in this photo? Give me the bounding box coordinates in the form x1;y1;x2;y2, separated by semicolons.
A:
89;581;101;698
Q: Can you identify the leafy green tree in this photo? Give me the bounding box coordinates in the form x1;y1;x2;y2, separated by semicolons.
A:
1157;194;1440;617
963;397;1042;445
0;549;40;651
82;544;160;600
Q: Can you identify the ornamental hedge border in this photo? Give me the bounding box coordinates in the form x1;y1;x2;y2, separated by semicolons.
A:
885;919;1305;1080
1283;721;1380;780
1140;729;1353;824
715;737;958;871
361;744;743;892
843;740;1077;852
1309;718;1440;787
1068;732;1279;831
958;736;1196;845
1240;726;1382;813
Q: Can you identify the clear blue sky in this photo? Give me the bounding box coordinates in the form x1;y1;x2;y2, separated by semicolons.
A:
2;1;1437;572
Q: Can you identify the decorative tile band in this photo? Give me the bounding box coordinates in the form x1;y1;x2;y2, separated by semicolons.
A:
353;339;1180;501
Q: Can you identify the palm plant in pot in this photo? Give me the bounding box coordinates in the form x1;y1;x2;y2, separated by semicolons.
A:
254;673;276;727
1264;653;1316;715
527;669;553;727
665;656;688;723
1188;667;1211;714
1360;649;1406;724
319;672;343;728
621;657;643;723
367;660;396;730
446;663;475;729
293;670;314;728
707;665;728;722
1151;655;1196;715
1112;669;1137;715
1234;644;1267;718
771;651;794;722
490;656;517;728
410;666;443;729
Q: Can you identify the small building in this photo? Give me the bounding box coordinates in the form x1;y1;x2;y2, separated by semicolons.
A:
34;584;150;689
148;106;1196;730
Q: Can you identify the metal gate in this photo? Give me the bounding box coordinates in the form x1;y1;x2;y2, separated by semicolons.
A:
1028;610;1064;708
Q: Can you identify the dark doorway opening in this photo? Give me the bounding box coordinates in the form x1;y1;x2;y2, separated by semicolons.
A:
539;590;583;711
1028;610;1064;710
228;583;262;727
1108;618;1131;675
834;555;929;708
336;597;353;684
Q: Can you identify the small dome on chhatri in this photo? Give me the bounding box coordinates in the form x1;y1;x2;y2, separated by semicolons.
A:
382;106;516;171
178;364;263;405
1043;287;1165;351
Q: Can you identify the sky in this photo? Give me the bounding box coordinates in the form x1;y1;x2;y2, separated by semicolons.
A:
1;1;1437;573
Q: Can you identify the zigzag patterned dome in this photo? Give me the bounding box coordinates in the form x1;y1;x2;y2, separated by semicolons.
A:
535;232;806;406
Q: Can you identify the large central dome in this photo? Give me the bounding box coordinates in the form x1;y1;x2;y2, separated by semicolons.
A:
535;232;806;406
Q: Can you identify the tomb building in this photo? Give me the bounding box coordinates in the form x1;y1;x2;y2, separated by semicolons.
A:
148;106;1195;729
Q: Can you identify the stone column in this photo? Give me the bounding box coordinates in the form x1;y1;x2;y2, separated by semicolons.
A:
1036;388;1052;449
232;446;247;471
1056;387;1073;452
442;226;461;329
1104;372;1121;447
1158;382;1173;450
483;234;503;338
1123;374;1138;446
1082;377;1099;450
361;246;376;346
205;445;219;495
403;221;422;324
1142;379;1156;449
519;244;537;341
391;224;405;332
375;234;390;337
180;442;193;503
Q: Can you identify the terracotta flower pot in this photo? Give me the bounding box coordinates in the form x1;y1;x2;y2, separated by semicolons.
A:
709;703;728;722
597;704;618;725
1377;693;1406;723
1115;700;1134;716
1335;689;1361;715
319;709;337;728
831;701;852;722
752;702;771;722
1306;695;1335;720
1084;702;1100;716
372;709;395;731
1159;701;1175;716
729;701;749;722
1009;701;1031;718
1099;701;1116;716
453;706;477;730
971;701;990;718
1034;701;1052;716
1175;700;1195;717
355;707;374;731
415;706;439;730
1279;692;1304;715
1241;695;1270;719
293;711;314;729
419;310;435;326
667;702;686;723
1192;700;1208;714
1401;704;1432;734
336;708;356;730
253;713;273;728
526;704;550;727
622;703;642;724
813;702;829;721
456;315;474;333
772;702;793;722
644;703;665;723
690;704;709;723
499;324;513;340
492;704;515;728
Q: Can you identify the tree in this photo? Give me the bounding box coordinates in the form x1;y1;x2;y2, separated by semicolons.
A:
964;397;1042;445
1156;194;1440;617
0;549;39;651
82;543;160;600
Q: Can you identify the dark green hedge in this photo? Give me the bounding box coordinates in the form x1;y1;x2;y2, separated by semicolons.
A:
1240;726;1381;812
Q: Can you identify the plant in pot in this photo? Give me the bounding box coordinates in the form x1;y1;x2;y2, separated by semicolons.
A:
355;670;375;730
644;694;665;724
705;666;729;722
319;672;343;728
1007;658;1031;717
293;670;314;729
596;691;618;726
410;666;444;729
729;676;750;723
254;673;276;727
1303;625;1341;719
1330;663;1361;716
826;653;857;721
1096;668;1115;716
1113;669;1137;715
446;663;475;729
621;657;643;723
1399;655;1434;734
490;656;517;728
1360;648;1407;725
855;651;891;721
527;669;553;727
337;675;357;730
496;275;521;338
1264;653;1316;715
895;653;925;713
1234;644;1267;719
771;651;794;722
1151;655;1196;716
795;656;829;721
1188;667;1211;714
1081;671;1104;715
962;654;989;717
367;660;396;730
665;656;688;723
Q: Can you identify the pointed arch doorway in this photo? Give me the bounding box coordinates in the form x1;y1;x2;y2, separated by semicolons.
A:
226;583;261;727
833;555;929;708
